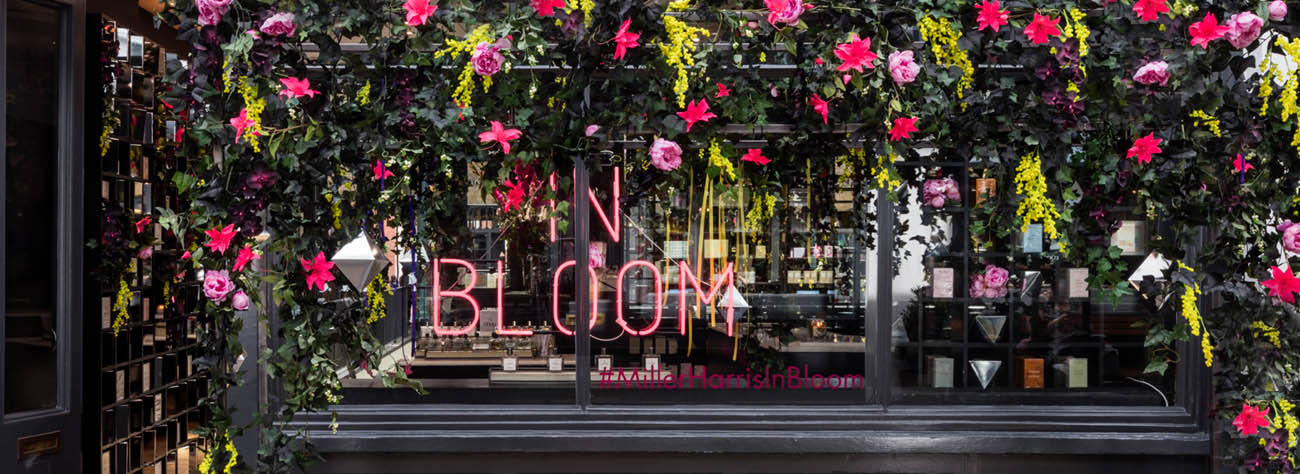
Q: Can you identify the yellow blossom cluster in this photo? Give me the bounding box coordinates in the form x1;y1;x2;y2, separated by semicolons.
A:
1014;151;1060;240
356;80;371;106
867;150;902;190
1189;109;1221;137
236;77;266;152
702;139;734;181
1252;321;1282;346
1276;400;1299;448
434;24;494;109
1060;8;1090;60
744;193;777;233
1177;261;1213;367
918;15;974;110
112;276;131;337
578;0;595;27
365;274;392;324
198;435;238;474
221;56;233;94
658;2;710;108
1274;36;1300;156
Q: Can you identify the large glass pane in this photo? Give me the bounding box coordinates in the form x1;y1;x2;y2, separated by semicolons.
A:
5;0;62;414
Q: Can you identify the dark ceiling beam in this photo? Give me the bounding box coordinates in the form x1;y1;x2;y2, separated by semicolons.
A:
90;0;189;55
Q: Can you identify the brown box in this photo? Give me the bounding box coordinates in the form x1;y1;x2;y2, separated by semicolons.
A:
975;178;997;205
1014;357;1045;389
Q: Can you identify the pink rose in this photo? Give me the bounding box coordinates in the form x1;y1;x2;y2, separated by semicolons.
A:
203;270;234;302
472;41;505;77
260;12;296;36
888;50;920;85
922;177;960;208
649;138;683;171
1271;0;1288;21
1280;220;1300;253
1225;12;1264;49
231;290;250;311
196;0;232;26
983;264;1010;289
969;275;987;299
766;0;806;26
1132;61;1169;86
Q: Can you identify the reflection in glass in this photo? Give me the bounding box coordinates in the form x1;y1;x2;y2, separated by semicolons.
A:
5;0;62;414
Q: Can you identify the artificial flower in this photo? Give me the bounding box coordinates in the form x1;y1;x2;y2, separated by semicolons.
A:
585;124;601;137
612;18;641;60
372;160;395;181
498;180;525;212
1234;404;1272;436
765;0;807;26
203;270;234;302
809;93;830;124
403;0;438;27
196;0;232;26
1281;220;1300;253
1263;265;1300;303
259;12;296;36
742;148;771;165
1132;61;1170;86
530;0;567;17
135;216;151;234
300;251;336;292
204;224;237;255
676;99;717;132
1126;133;1162;164
1132;0;1169;22
888;117;919;141
230;108;260;143
1188;13;1230;49
231;290;251;311
716;83;731;98
649;138;683;171
975;0;1009;32
278;77;319;99
834;34;878;72
1233;154;1255;174
479;121;523;154
922;177;961;207
1024;13;1062;45
1224;12;1264;49
1271;0;1288;21
888;50;920;85
234;244;260;272
138;246;153;260
471;40;507;77
983;264;1010;289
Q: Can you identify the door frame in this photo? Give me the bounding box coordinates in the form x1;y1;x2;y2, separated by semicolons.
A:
0;0;85;470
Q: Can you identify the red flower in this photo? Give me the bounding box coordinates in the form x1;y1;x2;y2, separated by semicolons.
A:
204;224;237;255
1188;13;1229;49
1233;403;1271;436
135;216;152;234
403;0;438;27
975;0;1009;32
1263;265;1300;303
229;108;260;143
716;83;731;98
741;149;770;166
1024;13;1062;45
478;121;523;154
834;34;878;72
499;180;526;212
1233;154;1255;174
808;93;830;124
372;159;395;181
888;117;919;141
278;77;319;99
530;0;566;17
300;251;336;292
677;99;717;132
234;244;260;272
612;19;641;60
1132;0;1170;22
1126;133;1162;164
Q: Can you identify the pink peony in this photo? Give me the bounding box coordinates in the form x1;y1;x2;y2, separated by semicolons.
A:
471;40;507;77
969;275;988;299
231;290;250;311
1280;220;1300;253
1225;12;1264;49
765;0;807;26
1132;61;1169;86
203;270;234;302
983;264;1010;289
922;177;960;208
649;138;683;171
888;50;920;85
196;0;233;26
260;12;296;36
1271;0;1288;21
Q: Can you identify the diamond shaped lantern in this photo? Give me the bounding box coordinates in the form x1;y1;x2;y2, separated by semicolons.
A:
330;231;390;292
1128;252;1171;310
718;284;750;309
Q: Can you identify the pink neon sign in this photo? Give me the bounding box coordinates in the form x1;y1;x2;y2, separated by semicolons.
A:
550;167;620;242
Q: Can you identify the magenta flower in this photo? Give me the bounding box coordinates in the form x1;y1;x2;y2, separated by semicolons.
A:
1271;0;1288;21
983;265;1010;289
1225;12;1264;49
922;177;960;208
260;12;296;36
196;0;232;26
649;138;682;171
589;243;606;269
764;0;807;26
1280;220;1300;253
203;270;234;302
231;290;251;311
1132;61;1169;86
888;51;920;85
138;246;154;260
471;39;508;77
